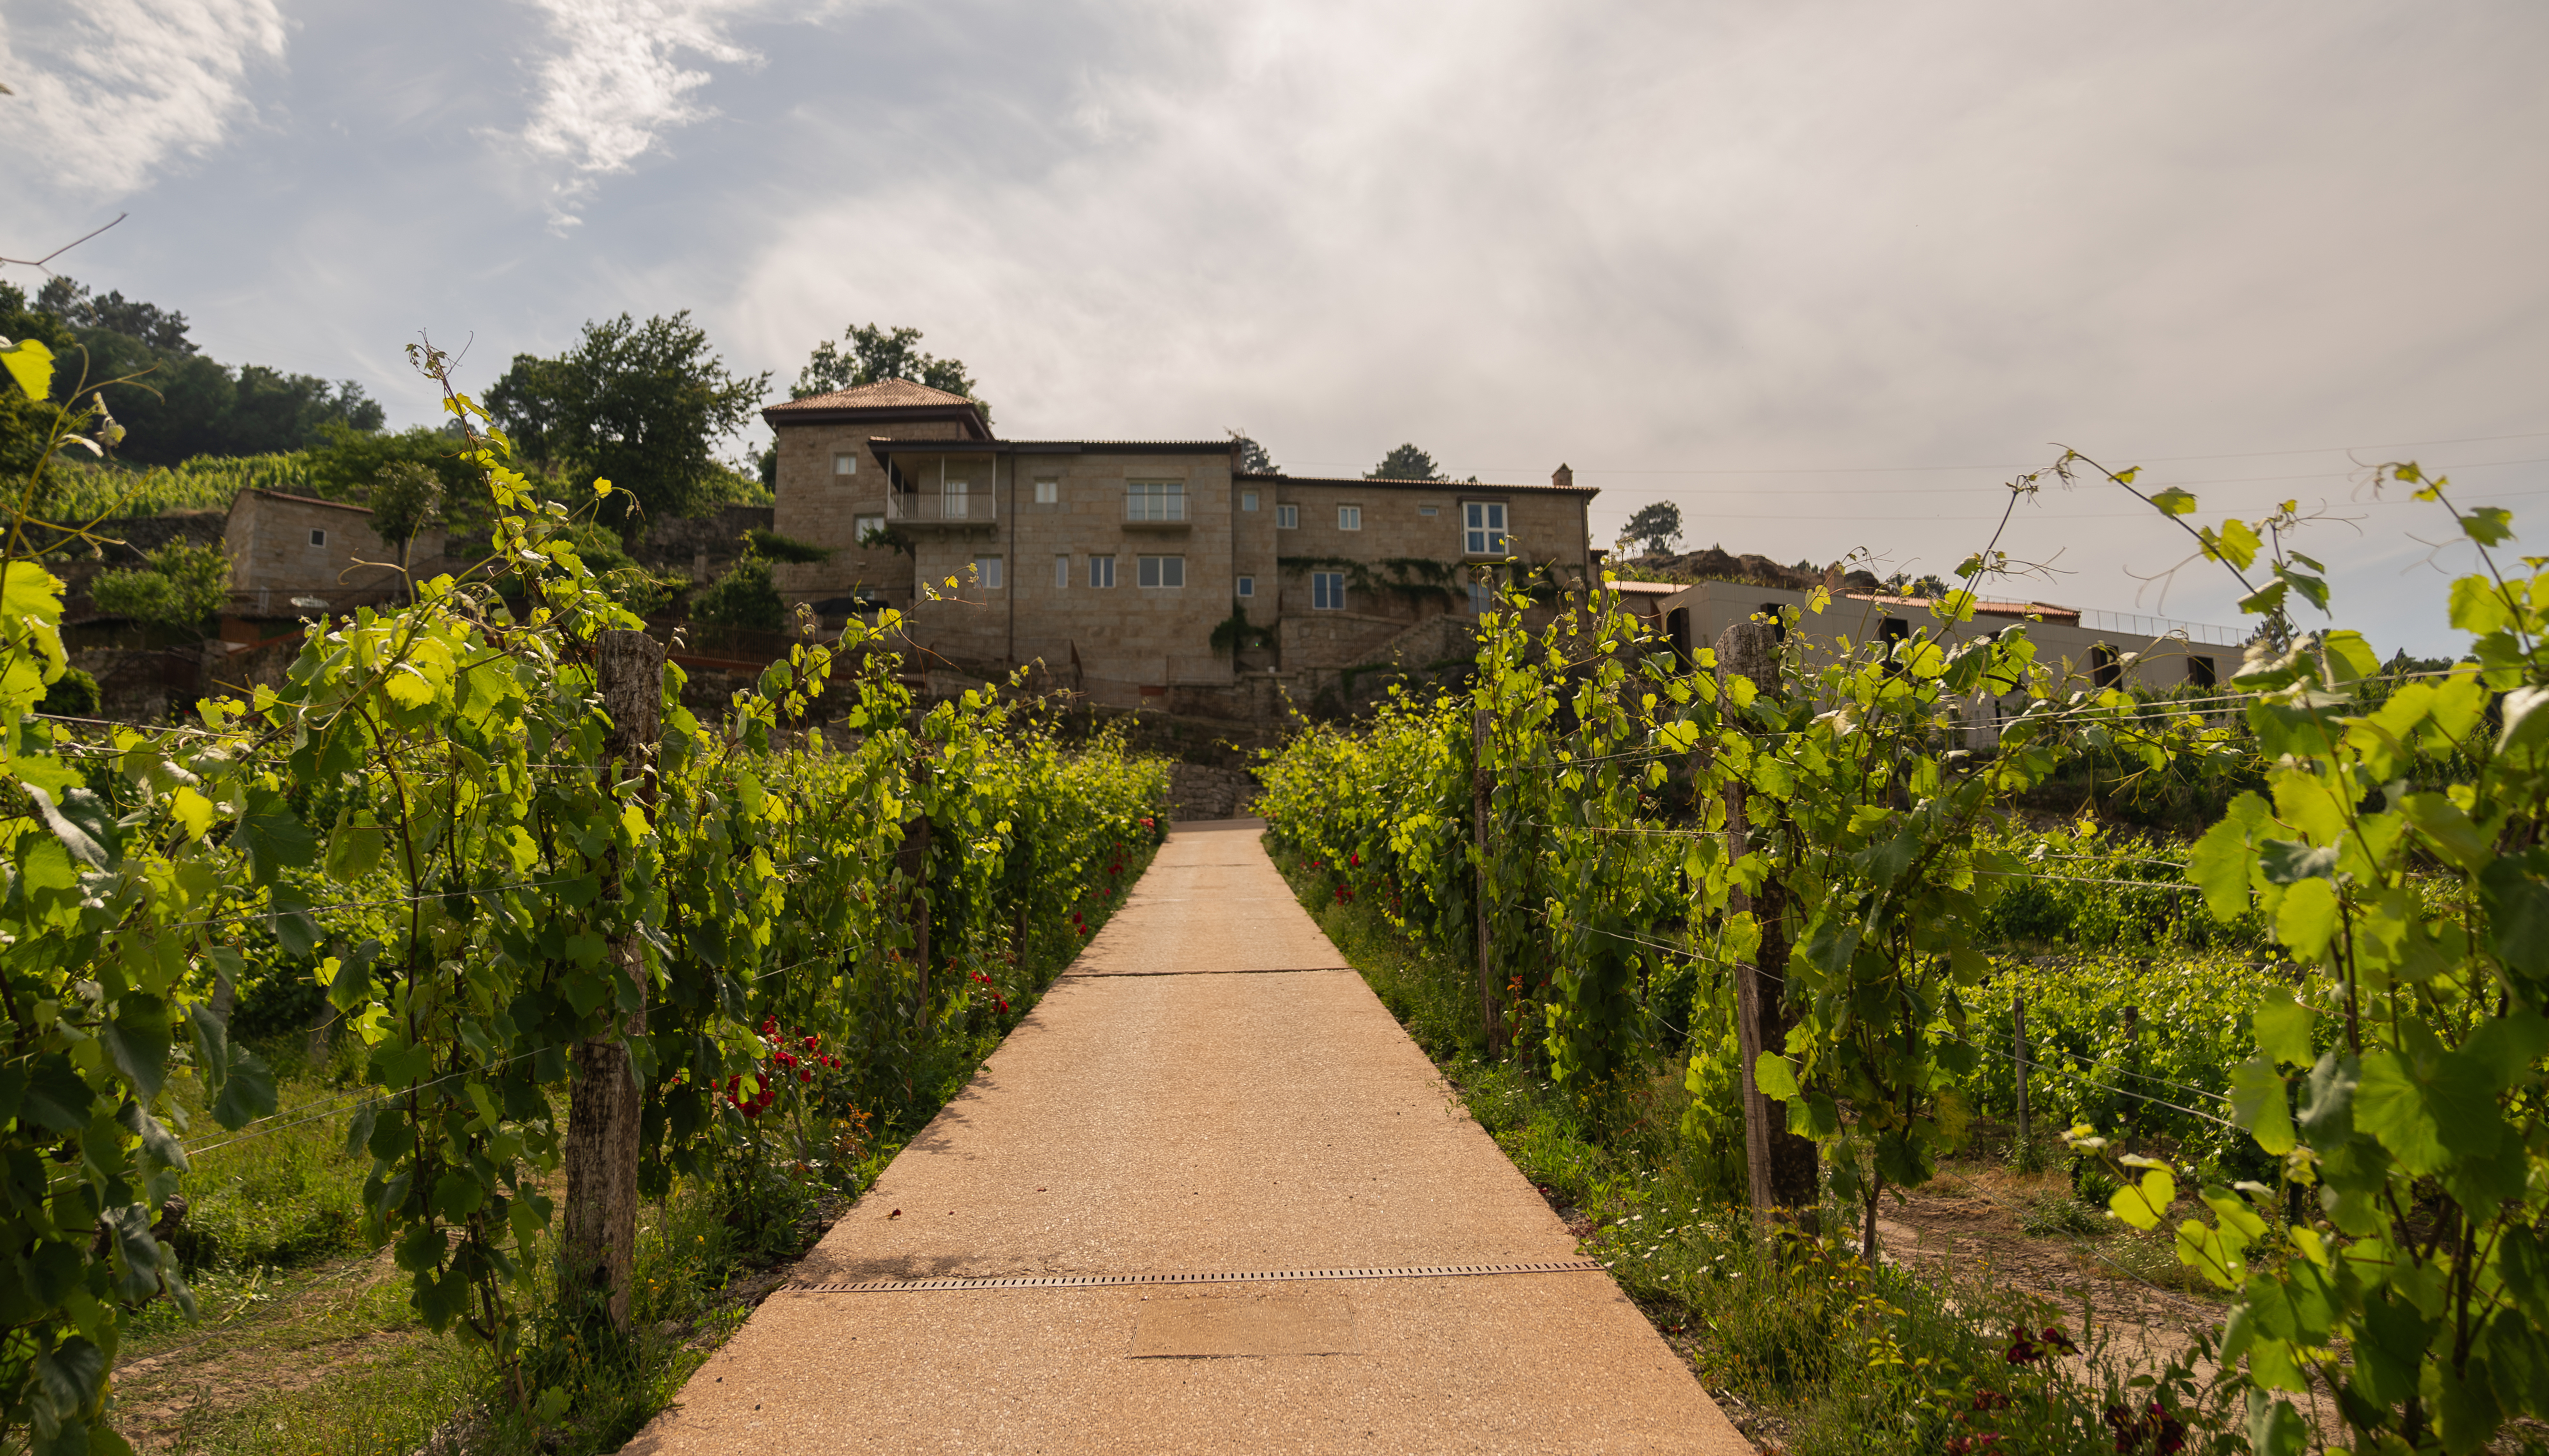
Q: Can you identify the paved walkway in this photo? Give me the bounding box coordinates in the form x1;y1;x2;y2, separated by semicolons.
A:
628;820;1750;1454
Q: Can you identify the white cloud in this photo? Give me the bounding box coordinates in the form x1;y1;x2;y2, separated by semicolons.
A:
516;0;774;216
0;0;287;198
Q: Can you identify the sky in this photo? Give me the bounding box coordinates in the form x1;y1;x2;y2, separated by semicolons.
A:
4;0;2544;656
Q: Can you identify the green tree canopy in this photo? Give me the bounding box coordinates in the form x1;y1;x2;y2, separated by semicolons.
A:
484;312;769;537
1366;443;1446;481
366;461;442;560
1619;501;1683;556
33;276;382;465
792;324;986;418
0;281;78;490
1229;430;1279;475
307;422;481;518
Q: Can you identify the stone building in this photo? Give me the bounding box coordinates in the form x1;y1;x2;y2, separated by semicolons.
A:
223;489;445;616
763;381;1599;698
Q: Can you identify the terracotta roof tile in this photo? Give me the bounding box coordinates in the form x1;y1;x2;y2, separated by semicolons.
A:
767;379;978;413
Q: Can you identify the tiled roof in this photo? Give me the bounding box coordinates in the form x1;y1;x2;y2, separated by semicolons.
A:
235;489;373;514
1240;472;1597;496
767;379;979;413
866;438;1236;453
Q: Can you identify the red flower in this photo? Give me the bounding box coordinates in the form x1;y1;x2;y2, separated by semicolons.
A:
2037;1325;2077;1356
1349;854;1360;867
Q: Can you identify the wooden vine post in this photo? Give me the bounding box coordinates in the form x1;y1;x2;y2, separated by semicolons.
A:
1473;706;1501;1056
563;628;663;1331
1715;621;1820;1226
2013;988;2031;1152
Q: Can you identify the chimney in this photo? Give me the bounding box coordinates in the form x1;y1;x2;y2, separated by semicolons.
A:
1552;463;1574;490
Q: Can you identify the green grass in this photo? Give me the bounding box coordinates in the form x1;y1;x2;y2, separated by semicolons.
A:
1267;837;2236;1455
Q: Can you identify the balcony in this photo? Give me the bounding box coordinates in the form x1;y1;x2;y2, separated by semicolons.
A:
886;486;996;531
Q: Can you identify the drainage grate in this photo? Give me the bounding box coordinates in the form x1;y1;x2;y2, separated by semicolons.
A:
790;1259;1606;1295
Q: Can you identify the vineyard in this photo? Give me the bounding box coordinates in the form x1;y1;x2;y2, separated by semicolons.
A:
0;342;1165;1452
1260;469;2549;1454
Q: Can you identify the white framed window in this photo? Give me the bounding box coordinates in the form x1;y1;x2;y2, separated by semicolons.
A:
1235;575;1255;599
1277;504;1298;530
1034;477;1059;504
1054;554;1071;588
1419;504;1439;516
309;528;328;547
1137;555;1185;588
1468;581;1494;616
1089;554;1117;588
1337;505;1362;531
943;477;972;520
832;451;859;477
1311;571;1347;610
853;513;884;545
974;555;1003;591
1240;491;1259;512
1463;501;1508;555
1126;479;1187;521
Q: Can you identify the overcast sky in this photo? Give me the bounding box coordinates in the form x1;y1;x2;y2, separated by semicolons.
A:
5;0;2543;655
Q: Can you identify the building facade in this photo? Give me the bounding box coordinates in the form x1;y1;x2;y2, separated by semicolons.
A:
223;489;446;616
763;381;1599;690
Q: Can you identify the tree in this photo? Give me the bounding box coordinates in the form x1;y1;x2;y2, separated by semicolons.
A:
36;276;193;355
366;462;441;563
1229;430;1279;475
1618;501;1683;557
0;281;78;489
1367;443;1446;481
33;276;381;464
307;423;482;521
791;324;987;419
484;312;769;537
89;540;229;635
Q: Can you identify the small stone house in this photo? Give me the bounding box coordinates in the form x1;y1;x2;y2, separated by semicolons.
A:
762;380;1600;696
223;489;446;618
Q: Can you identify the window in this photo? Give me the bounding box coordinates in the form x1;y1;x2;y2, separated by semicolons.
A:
943;478;971;520
974;555;1003;591
2188;654;2217;688
833;451;858;477
1463;501;1507;555
1235;575;1255;599
1137;555;1185;588
1089;554;1116;588
1034;478;1059;504
1126;479;1186;521
1276;504;1298;530
1312;571;1347;610
1337;505;1362;531
308;528;328;548
1055;554;1071;589
853;513;884;545
1240;491;1259;512
2092;644;2121;689
1758;602;1787;643
1468;581;1493;616
1419;504;1439;516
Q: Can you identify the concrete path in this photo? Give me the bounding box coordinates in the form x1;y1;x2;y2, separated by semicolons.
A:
627;820;1751;1454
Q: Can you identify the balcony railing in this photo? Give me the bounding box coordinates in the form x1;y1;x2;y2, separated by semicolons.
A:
886;487;995;527
2077;608;2249;648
